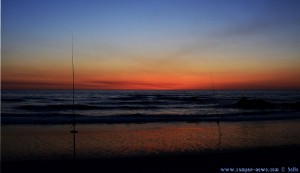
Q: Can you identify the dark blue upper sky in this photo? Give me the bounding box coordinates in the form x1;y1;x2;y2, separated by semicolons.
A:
3;0;300;48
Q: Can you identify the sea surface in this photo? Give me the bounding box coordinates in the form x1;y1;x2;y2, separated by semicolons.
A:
2;90;300;124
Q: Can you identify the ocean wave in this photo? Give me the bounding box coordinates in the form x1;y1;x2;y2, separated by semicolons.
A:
1;98;25;102
17;104;99;111
232;97;300;110
109;95;215;103
16;104;163;111
2;111;300;124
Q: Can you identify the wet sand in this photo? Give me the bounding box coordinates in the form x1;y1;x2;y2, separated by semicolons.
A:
2;120;300;172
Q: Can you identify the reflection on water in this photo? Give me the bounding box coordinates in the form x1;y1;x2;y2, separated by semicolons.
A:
2;120;300;160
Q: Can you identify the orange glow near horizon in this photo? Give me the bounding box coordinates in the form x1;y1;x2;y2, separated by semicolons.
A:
3;31;300;91
2;63;300;90
2;42;300;90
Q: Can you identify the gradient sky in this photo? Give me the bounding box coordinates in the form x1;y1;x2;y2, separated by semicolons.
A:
2;0;300;90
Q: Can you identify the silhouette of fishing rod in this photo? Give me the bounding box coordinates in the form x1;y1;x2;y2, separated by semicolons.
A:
70;32;78;160
210;73;221;149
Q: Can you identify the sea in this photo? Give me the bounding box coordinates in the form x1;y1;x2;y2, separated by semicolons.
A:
2;90;300;161
1;90;300;124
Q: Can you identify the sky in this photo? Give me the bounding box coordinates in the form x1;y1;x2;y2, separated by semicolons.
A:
2;0;300;90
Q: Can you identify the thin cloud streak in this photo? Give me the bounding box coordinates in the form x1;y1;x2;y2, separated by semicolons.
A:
86;80;179;88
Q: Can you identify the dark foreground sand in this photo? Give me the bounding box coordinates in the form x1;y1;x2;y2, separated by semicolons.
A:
2;145;299;173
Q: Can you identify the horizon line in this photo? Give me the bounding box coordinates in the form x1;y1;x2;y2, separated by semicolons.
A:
2;88;300;91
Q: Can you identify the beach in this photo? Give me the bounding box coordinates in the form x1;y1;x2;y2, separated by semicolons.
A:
2;145;300;173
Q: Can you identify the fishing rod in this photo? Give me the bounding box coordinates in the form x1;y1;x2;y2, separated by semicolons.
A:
70;32;78;160
210;73;221;149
